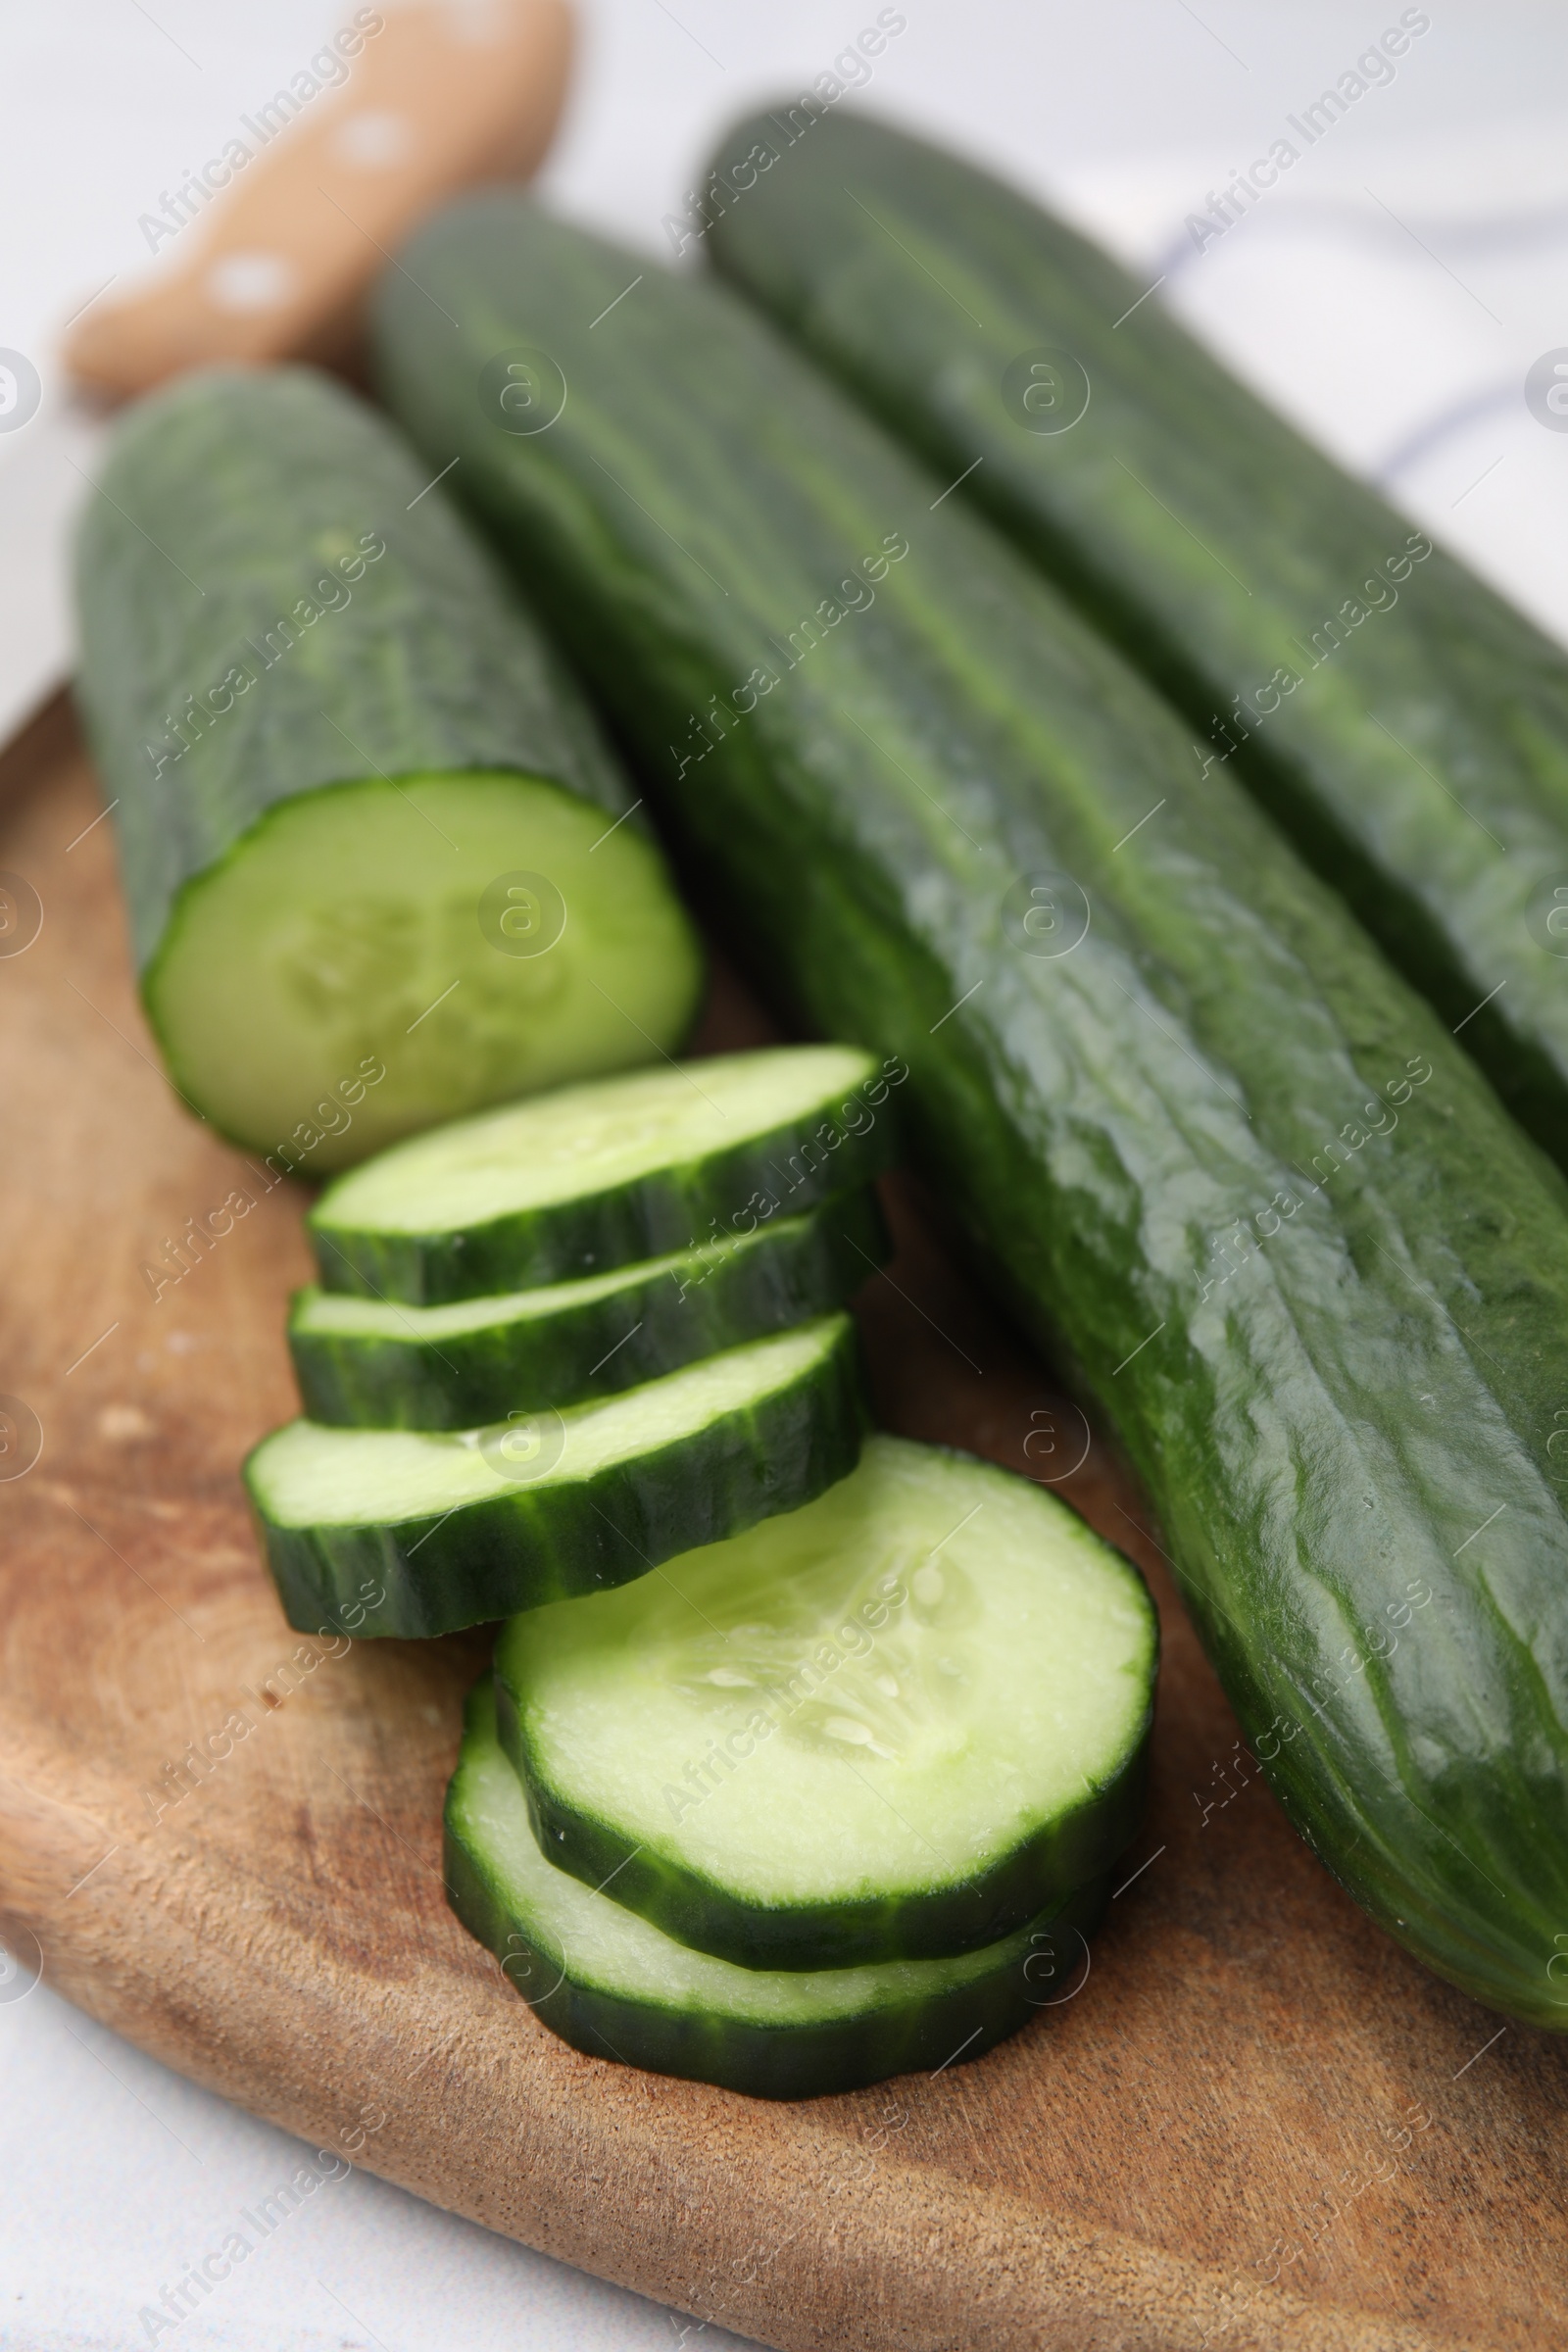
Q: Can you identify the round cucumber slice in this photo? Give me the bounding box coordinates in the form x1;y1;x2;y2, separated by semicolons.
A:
288;1187;888;1428
310;1041;902;1302
497;1435;1156;1969
146;769;702;1171
248;1312;866;1639
447;1682;1109;2099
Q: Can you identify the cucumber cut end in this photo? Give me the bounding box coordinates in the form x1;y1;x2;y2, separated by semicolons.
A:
144;769;703;1171
313;1042;881;1236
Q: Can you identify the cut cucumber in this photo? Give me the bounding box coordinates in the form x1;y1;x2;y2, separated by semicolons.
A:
496;1436;1155;1970
447;1682;1110;2099
248;1312;866;1639
73;367;702;1168
148;771;703;1169
289;1187;888;1428
310;1043;902;1303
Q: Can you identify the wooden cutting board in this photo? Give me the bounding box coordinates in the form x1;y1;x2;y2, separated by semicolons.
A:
3;697;1566;2352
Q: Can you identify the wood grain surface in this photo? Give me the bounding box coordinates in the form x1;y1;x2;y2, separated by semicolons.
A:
2;700;1566;2352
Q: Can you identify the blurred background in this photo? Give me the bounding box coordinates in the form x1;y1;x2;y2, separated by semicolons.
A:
3;2;1565;2344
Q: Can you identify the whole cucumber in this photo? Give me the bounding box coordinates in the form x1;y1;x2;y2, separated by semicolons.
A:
704;107;1568;1168
374;196;1568;2027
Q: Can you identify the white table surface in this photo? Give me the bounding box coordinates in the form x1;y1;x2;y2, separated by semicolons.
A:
3;3;1566;2345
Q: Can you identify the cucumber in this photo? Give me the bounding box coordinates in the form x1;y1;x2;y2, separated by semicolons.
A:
373;198;1568;2028
704;109;1568;1167
495;1435;1155;1970
310;1043;901;1303
446;1682;1109;2099
248;1312;865;1639
288;1186;887;1427
73;365;701;1170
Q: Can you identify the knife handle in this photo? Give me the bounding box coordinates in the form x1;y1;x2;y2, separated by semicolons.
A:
65;0;572;400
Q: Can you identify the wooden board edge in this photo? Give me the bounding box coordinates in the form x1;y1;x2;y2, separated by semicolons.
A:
0;1817;1445;2352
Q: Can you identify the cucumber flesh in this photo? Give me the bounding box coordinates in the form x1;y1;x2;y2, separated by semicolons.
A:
446;1682;1110;2099
498;1435;1155;1969
148;770;703;1171
310;1042;901;1302
248;1312;866;1639
289;1186;888;1427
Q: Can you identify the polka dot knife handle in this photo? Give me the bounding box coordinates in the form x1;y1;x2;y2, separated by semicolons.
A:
65;0;573;399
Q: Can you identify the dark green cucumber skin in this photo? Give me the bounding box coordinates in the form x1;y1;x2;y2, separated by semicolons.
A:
290;1186;888;1427
73;363;639;974
704;110;1568;1167
310;1056;903;1303
251;1312;868;1639
444;1693;1110;2100
495;1647;1150;1971
375;197;1568;2028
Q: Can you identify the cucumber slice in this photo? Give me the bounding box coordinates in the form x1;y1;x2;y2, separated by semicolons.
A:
289;1188;887;1428
310;1042;902;1303
447;1683;1110;2099
497;1436;1155;1970
247;1313;866;1639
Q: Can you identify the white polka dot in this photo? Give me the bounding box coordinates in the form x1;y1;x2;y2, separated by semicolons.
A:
203;251;298;314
